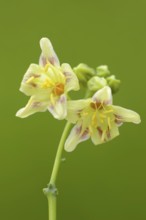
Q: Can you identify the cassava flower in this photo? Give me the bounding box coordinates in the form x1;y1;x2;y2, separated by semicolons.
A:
16;38;79;119
65;86;141;152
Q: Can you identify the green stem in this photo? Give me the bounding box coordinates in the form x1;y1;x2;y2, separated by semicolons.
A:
46;121;71;220
48;193;56;220
50;121;71;184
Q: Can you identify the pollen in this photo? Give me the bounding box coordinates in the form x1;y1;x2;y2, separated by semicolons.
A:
53;83;64;96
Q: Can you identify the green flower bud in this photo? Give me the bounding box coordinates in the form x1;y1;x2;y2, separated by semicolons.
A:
73;63;95;86
87;76;107;92
96;65;110;77
106;75;121;93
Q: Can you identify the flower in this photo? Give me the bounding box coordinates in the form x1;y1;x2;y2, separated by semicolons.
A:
16;38;79;119
65;86;141;152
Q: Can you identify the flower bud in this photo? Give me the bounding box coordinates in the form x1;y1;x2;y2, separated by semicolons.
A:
96;65;110;77
106;75;121;93
73;63;95;86
87;76;107;92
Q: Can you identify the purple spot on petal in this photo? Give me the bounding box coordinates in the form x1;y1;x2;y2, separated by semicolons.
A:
106;127;111;139
77;109;82;117
49;105;54;111
63;72;71;82
41;56;47;66
114;114;123;125
32;102;41;108
90;102;103;110
81;128;89;139
30;82;37;87
59;95;66;103
76;125;82;135
104;100;111;105
97;127;103;137
33;74;40;78
50;57;57;66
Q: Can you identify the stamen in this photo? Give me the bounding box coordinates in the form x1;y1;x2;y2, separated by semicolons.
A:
91;112;97;127
107;117;111;129
44;63;51;72
42;79;54;88
50;93;55;105
26;76;34;84
99;113;106;119
104;109;114;114
101;130;106;142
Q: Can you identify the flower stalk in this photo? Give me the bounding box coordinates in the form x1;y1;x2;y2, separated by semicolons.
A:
44;121;71;220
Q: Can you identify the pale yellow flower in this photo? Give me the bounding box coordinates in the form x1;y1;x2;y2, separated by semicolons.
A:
65;86;141;152
16;38;79;119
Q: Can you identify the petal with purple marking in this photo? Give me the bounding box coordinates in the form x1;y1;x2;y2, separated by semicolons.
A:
61;63;79;92
112;106;141;124
107;123;119;141
48;94;67;120
20;64;51;98
65;122;90;152
92;86;112;105
66;99;90;123
91;127;104;145
39;38;60;67
16;96;49;118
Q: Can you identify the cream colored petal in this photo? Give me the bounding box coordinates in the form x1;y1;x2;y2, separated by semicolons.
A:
91;123;119;145
112;105;141;124
64;122;90;152
39;38;60;67
92;86;112;105
66;99;90;123
91;128;104;145
46;66;64;83
20;64;42;95
48;94;67;120
107;123;119;140
20;64;51;98
61;63;80;92
16;96;49;118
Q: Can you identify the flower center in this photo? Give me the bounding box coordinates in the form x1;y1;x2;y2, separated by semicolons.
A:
42;78;55;88
90;103;114;129
53;83;64;96
90;101;103;110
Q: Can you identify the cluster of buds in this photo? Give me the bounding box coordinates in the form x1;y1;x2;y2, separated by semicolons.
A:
74;64;121;95
16;38;141;152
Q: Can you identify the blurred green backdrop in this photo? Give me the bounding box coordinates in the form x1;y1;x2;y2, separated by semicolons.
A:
0;0;145;219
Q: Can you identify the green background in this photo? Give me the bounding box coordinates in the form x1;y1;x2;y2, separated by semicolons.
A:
0;0;145;219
